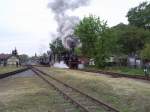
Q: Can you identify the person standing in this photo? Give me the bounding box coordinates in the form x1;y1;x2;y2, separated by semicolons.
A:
144;64;149;80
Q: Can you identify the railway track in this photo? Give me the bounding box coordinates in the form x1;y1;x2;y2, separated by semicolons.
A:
31;66;120;112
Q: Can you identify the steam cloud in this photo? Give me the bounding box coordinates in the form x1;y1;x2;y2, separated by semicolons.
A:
48;0;89;48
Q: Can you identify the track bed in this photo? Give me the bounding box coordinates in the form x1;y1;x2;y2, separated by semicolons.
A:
32;67;120;112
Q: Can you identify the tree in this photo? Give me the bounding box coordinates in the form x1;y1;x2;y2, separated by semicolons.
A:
49;38;66;62
74;15;102;58
110;23;128;55
127;1;150;28
119;26;150;55
19;54;29;64
74;47;82;56
111;24;150;56
74;15;112;67
141;44;150;60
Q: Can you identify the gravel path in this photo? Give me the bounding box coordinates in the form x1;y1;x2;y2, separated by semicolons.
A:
12;69;35;77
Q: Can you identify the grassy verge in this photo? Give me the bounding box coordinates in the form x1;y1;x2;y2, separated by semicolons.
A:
0;74;79;112
0;66;23;74
38;67;150;112
85;66;149;76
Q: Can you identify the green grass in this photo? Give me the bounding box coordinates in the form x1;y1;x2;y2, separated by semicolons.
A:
0;66;23;74
103;66;147;76
86;66;149;76
0;75;80;112
38;67;150;112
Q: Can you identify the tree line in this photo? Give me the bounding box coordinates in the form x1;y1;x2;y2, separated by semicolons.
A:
50;1;150;68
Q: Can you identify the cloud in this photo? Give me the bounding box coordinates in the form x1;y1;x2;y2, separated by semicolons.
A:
67;0;148;26
0;0;57;56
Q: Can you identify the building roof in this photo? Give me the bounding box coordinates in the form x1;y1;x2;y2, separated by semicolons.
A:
0;54;11;60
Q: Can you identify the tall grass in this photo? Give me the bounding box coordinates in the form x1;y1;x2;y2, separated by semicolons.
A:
40;67;150;112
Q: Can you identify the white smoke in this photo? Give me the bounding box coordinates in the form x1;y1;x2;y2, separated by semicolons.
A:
48;0;89;48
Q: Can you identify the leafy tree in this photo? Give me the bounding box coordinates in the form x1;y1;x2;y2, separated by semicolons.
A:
119;26;149;55
112;25;150;55
19;54;29;64
49;38;66;62
127;1;150;28
94;28;117;67
141;44;150;60
74;15;102;57
74;15;112;67
74;47;82;56
110;23;128;55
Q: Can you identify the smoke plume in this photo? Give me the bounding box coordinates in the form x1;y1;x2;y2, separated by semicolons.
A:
48;0;89;48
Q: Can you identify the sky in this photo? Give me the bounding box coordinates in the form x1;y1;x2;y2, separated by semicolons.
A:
0;0;149;56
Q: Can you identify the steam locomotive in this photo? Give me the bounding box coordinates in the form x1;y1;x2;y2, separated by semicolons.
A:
39;35;80;69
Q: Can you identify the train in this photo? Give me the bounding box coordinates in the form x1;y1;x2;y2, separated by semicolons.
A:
39;51;79;69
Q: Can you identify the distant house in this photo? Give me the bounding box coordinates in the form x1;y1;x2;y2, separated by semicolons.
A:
128;56;143;68
0;49;20;66
0;54;11;66
7;55;20;65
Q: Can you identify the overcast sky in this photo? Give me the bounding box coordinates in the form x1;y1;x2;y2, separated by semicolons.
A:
0;0;149;56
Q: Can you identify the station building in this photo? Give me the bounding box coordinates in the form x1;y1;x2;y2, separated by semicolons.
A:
0;49;20;66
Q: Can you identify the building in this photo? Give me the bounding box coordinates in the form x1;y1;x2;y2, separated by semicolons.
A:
0;54;11;66
128;56;143;68
0;49;20;66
